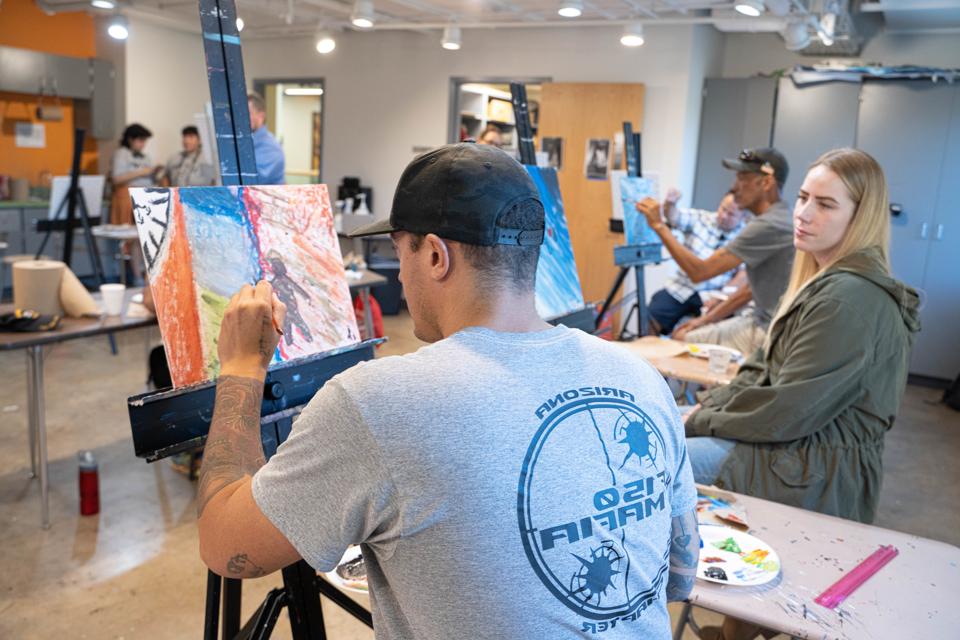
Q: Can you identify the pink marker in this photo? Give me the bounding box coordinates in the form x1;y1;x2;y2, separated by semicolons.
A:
814;545;899;609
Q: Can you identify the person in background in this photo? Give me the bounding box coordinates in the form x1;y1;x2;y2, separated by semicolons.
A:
248;92;286;184
110;123;159;225
477;123;503;148
647;188;748;336
164;125;216;187
638;148;795;355
195;143;699;639
684;151;918;640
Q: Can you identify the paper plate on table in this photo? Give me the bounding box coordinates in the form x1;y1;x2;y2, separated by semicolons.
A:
686;343;743;362
323;546;368;594
697;525;780;586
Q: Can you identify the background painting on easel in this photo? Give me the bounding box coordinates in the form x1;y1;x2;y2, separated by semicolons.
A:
131;184;359;387
618;176;662;246
525;166;585;319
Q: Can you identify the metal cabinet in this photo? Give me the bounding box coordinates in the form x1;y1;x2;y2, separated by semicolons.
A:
692;77;777;210
857;81;959;380
772;78;861;207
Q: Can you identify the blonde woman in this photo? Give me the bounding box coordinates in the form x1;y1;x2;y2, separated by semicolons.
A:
684;148;919;526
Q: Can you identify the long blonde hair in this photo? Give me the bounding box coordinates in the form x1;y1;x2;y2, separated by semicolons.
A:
766;148;892;342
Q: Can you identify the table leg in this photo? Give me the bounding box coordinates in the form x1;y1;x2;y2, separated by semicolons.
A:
27;345;50;529
361;287;374;340
25;350;38;478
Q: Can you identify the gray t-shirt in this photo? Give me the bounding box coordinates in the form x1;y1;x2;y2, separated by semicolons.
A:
253;325;696;639
725;199;795;325
111;146;155;188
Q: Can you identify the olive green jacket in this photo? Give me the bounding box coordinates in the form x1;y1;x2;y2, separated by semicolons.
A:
687;248;920;523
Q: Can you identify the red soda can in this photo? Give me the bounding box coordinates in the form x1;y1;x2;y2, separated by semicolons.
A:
78;451;100;516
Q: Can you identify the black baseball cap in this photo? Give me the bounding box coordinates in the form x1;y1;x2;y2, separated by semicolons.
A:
348;143;545;246
722;148;789;188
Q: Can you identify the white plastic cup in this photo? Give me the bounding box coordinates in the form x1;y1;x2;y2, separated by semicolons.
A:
100;283;126;316
708;348;731;374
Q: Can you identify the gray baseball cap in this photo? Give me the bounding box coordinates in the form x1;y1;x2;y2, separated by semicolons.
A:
348;143;544;246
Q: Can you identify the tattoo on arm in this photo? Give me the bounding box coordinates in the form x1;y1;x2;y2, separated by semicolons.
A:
226;552;267;578
667;510;700;602
197;376;266;517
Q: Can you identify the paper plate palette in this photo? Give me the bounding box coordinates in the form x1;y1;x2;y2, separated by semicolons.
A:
697;525;781;586
323;546;368;594
687;343;743;363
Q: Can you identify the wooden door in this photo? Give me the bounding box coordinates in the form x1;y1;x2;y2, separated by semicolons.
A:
538;82;644;304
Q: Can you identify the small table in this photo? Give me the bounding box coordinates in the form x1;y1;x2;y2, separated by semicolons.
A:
677;490;960;639
616;336;738;387
0;289;156;528
346;268;388;340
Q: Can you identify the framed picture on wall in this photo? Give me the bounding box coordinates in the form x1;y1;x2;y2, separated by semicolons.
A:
584;138;610;181
541;137;563;169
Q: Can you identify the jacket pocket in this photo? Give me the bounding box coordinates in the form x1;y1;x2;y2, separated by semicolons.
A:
769;450;823;488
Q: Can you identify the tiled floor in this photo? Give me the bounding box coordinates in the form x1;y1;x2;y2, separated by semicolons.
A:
1;312;957;639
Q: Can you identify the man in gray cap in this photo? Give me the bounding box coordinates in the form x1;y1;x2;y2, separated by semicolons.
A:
195;143;700;639
637;148;795;355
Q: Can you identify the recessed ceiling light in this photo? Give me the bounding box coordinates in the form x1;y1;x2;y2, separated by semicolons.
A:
351;0;375;29
735;0;764;17
620;22;644;47
284;87;324;96
107;14;129;40
558;0;583;18
442;25;461;50
90;0;116;9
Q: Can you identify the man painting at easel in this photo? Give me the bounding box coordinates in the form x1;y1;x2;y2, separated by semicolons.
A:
195;143;701;639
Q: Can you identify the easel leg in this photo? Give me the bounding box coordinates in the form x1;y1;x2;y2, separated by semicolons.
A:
282;560;327;639
223;578;242;639
204;571;222;640
596;267;630;332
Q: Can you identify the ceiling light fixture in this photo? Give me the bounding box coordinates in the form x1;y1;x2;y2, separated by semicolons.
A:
818;4;837;46
107;14;129;40
734;0;764;17
558;0;582;18
90;0;116;9
441;25;461;50
284;87;324;96
351;0;375;29
620;22;644;47
782;18;811;51
236;16;244;31
315;30;336;54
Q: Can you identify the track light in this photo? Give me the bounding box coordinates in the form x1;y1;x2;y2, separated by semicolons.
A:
620;23;644;47
351;0;375;29
734;0;764;17
558;0;582;18
315;30;336;54
782;18;811;51
236;16;244;31
441;25;461;50
107;14;129;40
818;7;837;46
90;0;115;9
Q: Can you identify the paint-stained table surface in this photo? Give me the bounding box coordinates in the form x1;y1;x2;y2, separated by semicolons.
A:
616;336;739;387
0;289;155;350
686;490;960;639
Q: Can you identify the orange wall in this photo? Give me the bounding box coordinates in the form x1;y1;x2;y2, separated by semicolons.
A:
0;0;96;58
0;0;99;185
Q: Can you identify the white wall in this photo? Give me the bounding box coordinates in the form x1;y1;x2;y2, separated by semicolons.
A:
241;24;715;217
721;30;960;78
124;17;209;166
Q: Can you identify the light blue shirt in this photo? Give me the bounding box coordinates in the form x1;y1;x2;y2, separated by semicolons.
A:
252;126;285;185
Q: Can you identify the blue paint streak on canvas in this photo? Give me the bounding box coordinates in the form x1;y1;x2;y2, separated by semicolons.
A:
526;166;585;319
180;187;261;297
620;177;663;247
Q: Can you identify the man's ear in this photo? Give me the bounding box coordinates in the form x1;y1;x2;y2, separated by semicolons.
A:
424;233;452;281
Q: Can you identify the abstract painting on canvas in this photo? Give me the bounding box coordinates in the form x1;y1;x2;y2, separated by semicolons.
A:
618;176;662;247
131;184;359;387
525;166;586;320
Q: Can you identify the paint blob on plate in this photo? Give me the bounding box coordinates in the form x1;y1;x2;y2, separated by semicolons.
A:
697;525;781;587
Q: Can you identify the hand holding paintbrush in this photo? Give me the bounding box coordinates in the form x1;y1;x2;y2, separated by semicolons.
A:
217;280;287;381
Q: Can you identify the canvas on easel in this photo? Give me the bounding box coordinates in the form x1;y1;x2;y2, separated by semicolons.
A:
617;175;662;247
131;184;359;387
525;166;585;320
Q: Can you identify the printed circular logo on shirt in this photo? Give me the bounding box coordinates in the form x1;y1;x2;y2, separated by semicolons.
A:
517;388;673;624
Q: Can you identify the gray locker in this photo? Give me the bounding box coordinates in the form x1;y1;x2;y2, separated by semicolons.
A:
772;78;861;209
692;78;777;210
857;81;959;380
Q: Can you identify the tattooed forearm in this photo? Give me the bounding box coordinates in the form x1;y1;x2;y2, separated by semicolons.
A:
226;552;267;578
197;376;266;517
667;509;700;602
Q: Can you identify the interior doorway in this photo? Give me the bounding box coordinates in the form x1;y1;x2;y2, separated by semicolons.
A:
252;78;325;184
448;77;551;156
